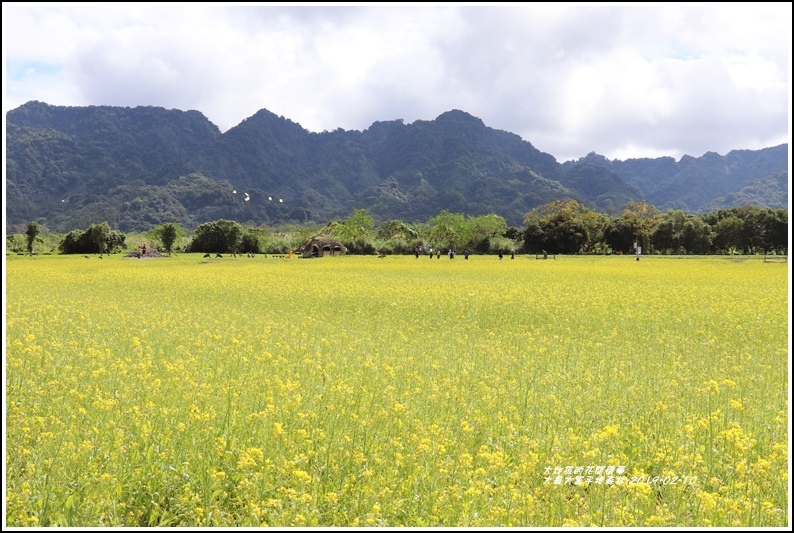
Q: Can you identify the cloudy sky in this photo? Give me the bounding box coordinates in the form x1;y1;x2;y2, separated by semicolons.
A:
3;3;791;163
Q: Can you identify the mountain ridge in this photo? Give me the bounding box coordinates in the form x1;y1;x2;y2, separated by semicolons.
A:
5;100;788;233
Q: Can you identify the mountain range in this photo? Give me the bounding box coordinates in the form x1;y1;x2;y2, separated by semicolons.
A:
5;100;788;233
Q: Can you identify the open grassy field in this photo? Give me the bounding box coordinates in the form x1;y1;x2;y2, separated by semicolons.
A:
4;253;789;526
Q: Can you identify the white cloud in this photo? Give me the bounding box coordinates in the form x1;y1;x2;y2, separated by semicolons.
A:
3;3;790;162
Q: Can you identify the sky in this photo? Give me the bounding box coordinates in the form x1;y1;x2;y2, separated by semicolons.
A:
3;2;792;163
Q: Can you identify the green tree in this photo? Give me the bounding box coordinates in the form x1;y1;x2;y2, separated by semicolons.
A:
189;219;244;253
331;209;376;254
25;222;41;255
6;234;26;254
466;214;508;252
160;223;178;255
653;210;687;253
750;208;787;254
603;216;635;254
682;216;713;254
59;230;86;254
521;212;545;253
578;209;609;252
239;227;271;254
105;229;127;254
150;222;183;255
739;207;768;254
375;220;420;255
59;223;124;255
705;205;786;254
621;201;660;253
766;209;788;254
85;222;110;257
377;219;418;241
712;216;744;253
427;210;467;250
521;200;602;254
337;209;375;243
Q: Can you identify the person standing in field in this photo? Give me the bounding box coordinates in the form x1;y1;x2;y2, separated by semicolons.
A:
498;250;503;260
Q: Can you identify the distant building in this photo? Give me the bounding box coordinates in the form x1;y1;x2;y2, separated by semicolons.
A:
302;238;347;258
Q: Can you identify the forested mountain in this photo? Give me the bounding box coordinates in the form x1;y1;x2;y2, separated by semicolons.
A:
699;170;788;213
5;101;789;233
561;145;789;212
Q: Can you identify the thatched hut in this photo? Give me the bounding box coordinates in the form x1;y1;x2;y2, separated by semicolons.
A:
301;238;347;258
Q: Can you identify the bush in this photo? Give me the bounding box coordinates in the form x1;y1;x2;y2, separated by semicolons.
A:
59;225;126;254
188;219;243;253
345;239;377;255
488;236;516;254
6;235;26;254
376;238;415;255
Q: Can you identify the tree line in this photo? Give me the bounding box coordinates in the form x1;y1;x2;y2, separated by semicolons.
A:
7;201;788;257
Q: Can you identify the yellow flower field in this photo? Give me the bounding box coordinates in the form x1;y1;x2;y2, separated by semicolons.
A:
5;254;789;526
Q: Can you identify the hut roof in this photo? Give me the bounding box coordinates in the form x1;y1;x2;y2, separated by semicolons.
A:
302;237;347;257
